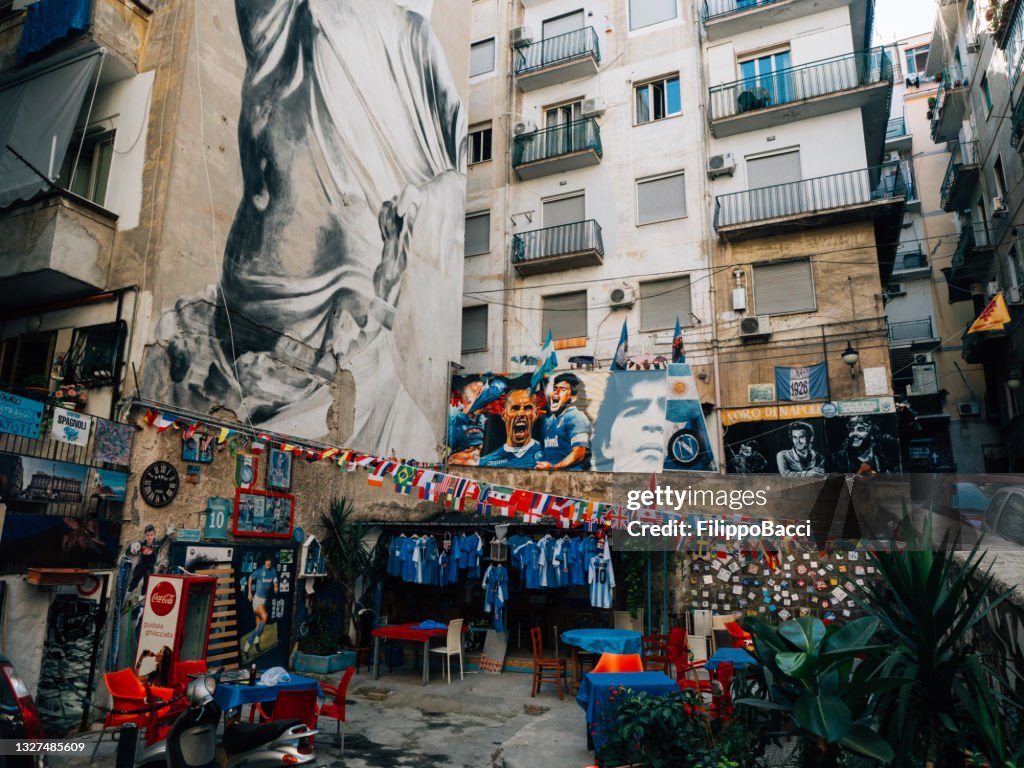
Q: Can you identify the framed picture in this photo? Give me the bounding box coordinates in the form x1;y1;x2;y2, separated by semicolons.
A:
182;434;214;464
266;448;292;491
233;489;294;539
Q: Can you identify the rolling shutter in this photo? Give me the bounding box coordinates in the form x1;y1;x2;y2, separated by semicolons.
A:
629;0;677;30
637;173;686;224
542;291;587;340
640;277;692;331
543;193;585;227
470;39;495;76
465;212;490;256
461;306;488;353
746;150;801;189
753;259;815;315
542;10;584;39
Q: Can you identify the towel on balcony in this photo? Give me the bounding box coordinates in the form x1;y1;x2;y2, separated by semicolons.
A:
18;0;92;59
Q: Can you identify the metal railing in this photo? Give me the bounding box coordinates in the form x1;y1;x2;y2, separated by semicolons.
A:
702;0;784;22
514;27;600;75
886;117;907;140
511;220;604;266
951;225;992;271
930;64;970;136
714;162;907;229
940;140;979;210
888;318;934;342
1012;91;1024;149
708;48;893;121
512;118;602;167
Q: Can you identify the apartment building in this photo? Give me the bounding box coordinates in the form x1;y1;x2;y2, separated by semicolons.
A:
925;0;1024;471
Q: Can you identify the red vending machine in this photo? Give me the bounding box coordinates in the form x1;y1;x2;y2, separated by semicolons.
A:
134;574;217;689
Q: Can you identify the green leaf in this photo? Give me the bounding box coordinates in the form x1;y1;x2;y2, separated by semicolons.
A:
839;724;895;763
822;616;879;654
779;617;826;654
792;692;852;742
775;651;812;679
734;697;790;712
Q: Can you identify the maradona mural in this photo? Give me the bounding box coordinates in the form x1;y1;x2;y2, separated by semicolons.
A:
143;0;466;458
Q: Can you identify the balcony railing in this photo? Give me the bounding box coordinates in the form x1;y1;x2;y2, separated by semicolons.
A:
714;162;907;230
930;65;970;141
951;225;990;272
514;27;600;75
1012;91;1024;149
940;140;979;212
512;118;602;168
888;318;934;343
886;117;907;140
708;48;893;122
894;251;928;270
511;220;604;274
703;0;785;22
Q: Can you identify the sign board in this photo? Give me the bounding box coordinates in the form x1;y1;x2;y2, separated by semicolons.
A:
176;529;201;543
0;391;43;439
51;407;93;446
134;576;183;685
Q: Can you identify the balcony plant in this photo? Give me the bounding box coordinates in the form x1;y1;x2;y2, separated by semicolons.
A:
52;383;88;409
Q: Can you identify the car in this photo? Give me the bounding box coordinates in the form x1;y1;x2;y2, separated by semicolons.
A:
922;475;1024;550
980;486;1024;551
0;653;45;768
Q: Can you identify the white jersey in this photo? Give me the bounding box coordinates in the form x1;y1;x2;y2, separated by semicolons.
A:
588;555;616;609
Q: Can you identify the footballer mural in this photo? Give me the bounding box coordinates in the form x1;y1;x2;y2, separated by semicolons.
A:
143;0;467;458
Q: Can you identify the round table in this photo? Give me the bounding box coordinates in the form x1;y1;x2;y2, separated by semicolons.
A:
560;629;642;690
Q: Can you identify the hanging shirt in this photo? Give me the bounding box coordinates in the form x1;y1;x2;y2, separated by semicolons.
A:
508;534;531;568
400;536;418;582
537;536;557;588
387;535;405;577
515;541;541;589
459;532;483;577
552;537;572;588
588;554;616;609
482;564;509;632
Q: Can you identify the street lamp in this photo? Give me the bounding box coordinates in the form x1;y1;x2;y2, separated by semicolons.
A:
841;342;860;377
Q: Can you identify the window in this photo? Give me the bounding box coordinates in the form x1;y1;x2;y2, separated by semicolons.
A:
635;75;681;123
640;276;692;331
0;331;57;392
542;10;584;39
461;306;488;353
470;38;495;77
904;45;929;76
1007;4;1024;84
542;291;587;341
739;50;792;106
468;125;492;164
637;172;686;224
58;128;115;206
752;259;815;315
60;321;126;386
1007;245;1023;288
982;74;992;112
465;211;490;256
629;0;677;30
994;156;1007;199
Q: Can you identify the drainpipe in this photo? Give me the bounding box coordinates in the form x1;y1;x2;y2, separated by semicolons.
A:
501;0;516;368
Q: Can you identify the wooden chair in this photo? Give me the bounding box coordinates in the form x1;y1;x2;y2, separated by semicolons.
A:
318;667;356;752
428;618;464;684
529;626;568;699
642;634;670;673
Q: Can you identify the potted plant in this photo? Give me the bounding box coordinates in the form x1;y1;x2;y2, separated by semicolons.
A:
52;383;88;410
291;595;354;674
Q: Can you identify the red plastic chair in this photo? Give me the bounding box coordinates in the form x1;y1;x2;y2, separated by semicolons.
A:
92;669;174;759
710;662;735;721
318;667;356;752
250;689;318;731
170;660;207;694
724;621;753;650
591;653;644;674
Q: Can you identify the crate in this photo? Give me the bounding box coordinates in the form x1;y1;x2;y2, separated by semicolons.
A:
291;651;354;675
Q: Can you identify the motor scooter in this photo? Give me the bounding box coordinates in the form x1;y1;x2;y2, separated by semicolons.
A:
127;674;318;768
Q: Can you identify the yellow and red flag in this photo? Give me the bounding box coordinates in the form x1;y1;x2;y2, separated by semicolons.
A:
967;292;1011;334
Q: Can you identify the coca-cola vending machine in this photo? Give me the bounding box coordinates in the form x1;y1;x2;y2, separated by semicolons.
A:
133;574;216;688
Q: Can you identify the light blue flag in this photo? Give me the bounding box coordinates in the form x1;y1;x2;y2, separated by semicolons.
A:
611;320;629;371
531;331;558;391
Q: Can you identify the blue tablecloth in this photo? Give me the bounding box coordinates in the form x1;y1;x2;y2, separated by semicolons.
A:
214;673;322;711
576;671;677;751
561;628;642;656
704;647;758;671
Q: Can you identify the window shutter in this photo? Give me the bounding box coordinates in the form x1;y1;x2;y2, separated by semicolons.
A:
746;150;801;189
637;173;686;225
542;291;587;340
629;0;677;29
753;259;815;315
461;306;488;353
542;10;584;38
543;194;585;227
640;277;691;331
470;39;495;76
465;212;490;256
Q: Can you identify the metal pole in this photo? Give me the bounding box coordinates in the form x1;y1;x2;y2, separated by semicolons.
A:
662;552;668;635
646;554;652;636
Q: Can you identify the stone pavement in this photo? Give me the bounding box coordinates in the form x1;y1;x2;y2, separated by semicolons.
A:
50;665;594;768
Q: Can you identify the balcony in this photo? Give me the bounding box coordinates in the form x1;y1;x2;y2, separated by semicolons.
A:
962;321;1007;364
512;118;602;180
1012;91;1024;150
702;0;871;48
708;48;893;161
942;226;996;304
888;318;939;349
0;189;117;313
885;116;911;152
892;250;930;279
511;220;604;277
940;140;980;212
930;66;970;143
714;163;907;279
514;28;600;92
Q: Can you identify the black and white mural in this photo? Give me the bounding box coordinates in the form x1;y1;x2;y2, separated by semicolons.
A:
144;0;467;457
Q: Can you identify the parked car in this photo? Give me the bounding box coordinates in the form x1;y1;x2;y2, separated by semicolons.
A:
0;653;45;768
923;475;1024;550
981;486;1024;550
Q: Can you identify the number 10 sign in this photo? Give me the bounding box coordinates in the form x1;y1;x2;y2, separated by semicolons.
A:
205;497;232;540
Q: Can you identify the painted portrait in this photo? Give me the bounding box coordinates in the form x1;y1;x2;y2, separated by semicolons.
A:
266;448;292;491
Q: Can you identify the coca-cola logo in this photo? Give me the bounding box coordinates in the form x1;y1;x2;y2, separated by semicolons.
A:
149;580;177;616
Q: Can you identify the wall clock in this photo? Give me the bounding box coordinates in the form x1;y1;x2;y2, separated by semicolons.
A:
140;461;179;507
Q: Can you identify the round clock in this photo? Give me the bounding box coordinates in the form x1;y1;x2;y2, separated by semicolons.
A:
140;461;179;507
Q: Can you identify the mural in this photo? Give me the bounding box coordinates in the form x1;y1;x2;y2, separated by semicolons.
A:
143;0;467;457
722;400;901;475
447;369;717;473
0;512;120;568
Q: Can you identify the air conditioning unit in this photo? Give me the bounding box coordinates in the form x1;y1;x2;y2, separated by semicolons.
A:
510;26;533;48
993;196;1008;216
609;285;636;308
513;119;538;137
885;282;906;297
739;315;771;339
581;97;606;117
913;352;934;365
1008;285;1024;304
707;153;736;179
958;401;981;416
966;35;980;53
912;364;939;394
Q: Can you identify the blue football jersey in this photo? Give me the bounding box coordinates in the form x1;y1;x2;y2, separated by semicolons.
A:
542;406;591;470
478;440;543;468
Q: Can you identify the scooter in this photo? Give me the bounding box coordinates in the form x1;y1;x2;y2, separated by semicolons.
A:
130;674;318;768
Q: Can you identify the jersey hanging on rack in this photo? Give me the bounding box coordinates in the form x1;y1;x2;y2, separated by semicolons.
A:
588;553;616;609
482;564;509;632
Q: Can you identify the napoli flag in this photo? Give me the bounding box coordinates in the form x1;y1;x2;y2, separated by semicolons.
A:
531;331;558;392
672;317;685;363
611;320;629;371
775;363;828;401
